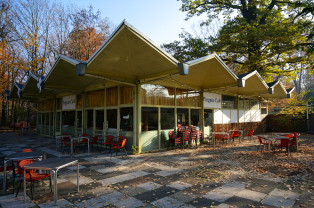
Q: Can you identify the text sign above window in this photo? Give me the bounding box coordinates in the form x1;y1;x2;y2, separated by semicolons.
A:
62;95;76;110
203;92;221;108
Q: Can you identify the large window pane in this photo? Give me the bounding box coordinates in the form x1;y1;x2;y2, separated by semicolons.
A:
160;108;174;149
120;86;133;104
141;84;174;106
96;110;104;135
107;109;117;129
142;107;158;131
141;107;158;152
191;109;200;128
62;111;75;135
86;110;93;135
250;100;259;110
177;108;189;126
222;95;237;109
176;89;200;107
96;110;104;129
106;87;118;106
120;107;133;131
107;109;117;137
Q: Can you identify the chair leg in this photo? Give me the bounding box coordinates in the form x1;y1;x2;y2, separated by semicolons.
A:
16;180;22;197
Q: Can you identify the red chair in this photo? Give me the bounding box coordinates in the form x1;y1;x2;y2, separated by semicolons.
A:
232;130;241;142
257;136;270;152
89;136;99;152
182;130;190;147
101;135;114;152
177;124;183;137
112;136;124;147
276;137;297;155
62;137;72;153
244;130;254;141
16;159;51;199
168;131;182;149
111;139;127;157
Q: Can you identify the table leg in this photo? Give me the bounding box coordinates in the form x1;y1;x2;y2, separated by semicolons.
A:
3;160;7;190
76;162;79;192
23;169;26;202
53;171;58;205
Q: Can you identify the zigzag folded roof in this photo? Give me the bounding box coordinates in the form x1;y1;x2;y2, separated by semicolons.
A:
12;20;292;100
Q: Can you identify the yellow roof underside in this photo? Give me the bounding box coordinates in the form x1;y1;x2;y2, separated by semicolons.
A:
87;25;178;83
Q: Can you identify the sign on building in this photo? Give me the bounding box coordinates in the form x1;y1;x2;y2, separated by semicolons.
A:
203;92;222;108
62;95;76;110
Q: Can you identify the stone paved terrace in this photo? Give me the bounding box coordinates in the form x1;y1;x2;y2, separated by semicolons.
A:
0;131;313;208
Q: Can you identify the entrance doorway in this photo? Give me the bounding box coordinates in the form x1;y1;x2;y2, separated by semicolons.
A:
204;109;213;140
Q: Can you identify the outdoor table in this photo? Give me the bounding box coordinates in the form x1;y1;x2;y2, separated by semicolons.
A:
229;130;244;142
23;157;79;205
55;135;71;150
263;135;291;151
2;151;45;191
212;132;230;146
70;136;90;155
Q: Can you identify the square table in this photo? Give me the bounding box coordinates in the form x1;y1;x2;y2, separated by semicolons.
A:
2;151;45;191
23;157;79;205
70;136;90;155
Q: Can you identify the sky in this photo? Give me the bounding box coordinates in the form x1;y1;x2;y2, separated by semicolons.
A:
62;0;207;46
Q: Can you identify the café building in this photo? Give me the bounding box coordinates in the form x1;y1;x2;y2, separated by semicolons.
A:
8;20;294;153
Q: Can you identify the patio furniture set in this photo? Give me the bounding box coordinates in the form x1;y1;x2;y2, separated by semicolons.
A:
55;133;127;157
1;149;79;206
212;129;254;145
256;132;299;155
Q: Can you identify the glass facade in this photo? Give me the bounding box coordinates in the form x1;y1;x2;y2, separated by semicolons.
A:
160;108;174;149
107;109;117;137
177;108;189;126
141;107;158;152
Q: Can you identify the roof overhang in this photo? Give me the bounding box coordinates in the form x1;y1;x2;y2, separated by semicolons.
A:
261;81;288;99
221;70;269;96
84;20;179;84
43;55;104;95
146;54;239;91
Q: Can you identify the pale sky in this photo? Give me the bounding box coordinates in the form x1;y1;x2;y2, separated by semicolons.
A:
63;0;207;46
